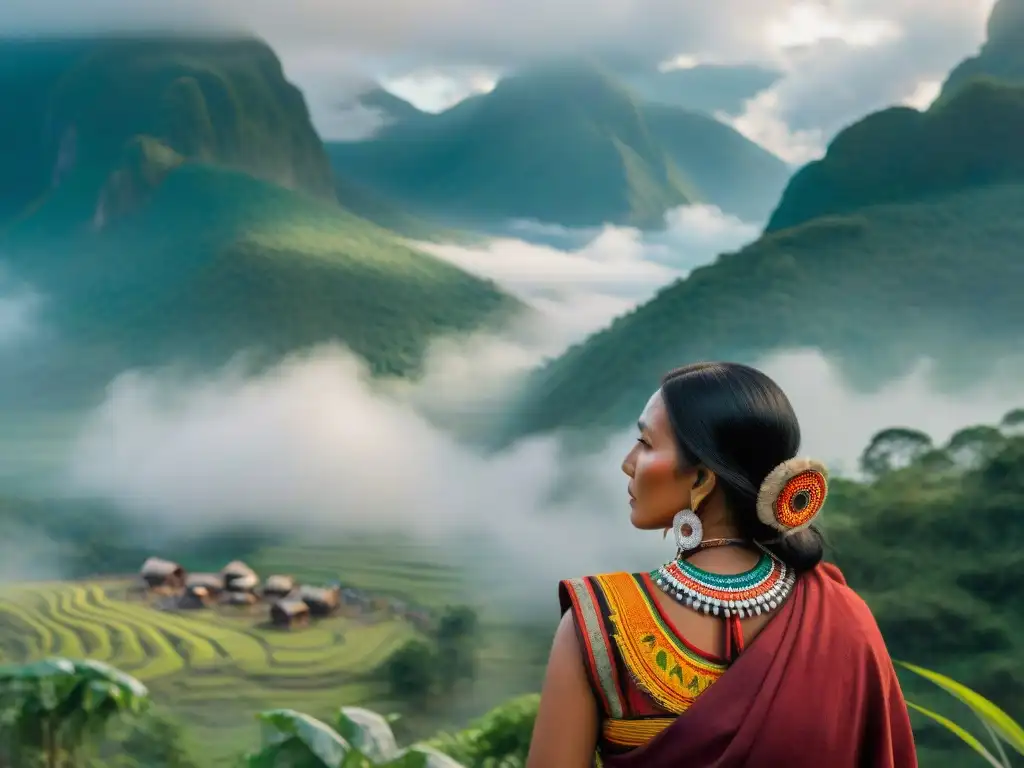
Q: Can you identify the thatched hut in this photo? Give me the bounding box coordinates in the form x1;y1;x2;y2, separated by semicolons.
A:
140;557;185;590
262;575;296;600
178;586;213;609
221;591;259;606
186;573;224;596
270;599;311;629
221;560;259;593
299;585;340;617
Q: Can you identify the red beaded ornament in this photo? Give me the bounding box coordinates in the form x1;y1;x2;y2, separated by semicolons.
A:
756;457;829;534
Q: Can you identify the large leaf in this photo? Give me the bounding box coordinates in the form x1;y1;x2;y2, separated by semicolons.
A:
899;662;1024;756
906;701;1006;768
257;708;353;767
382;745;467;768
337;707;400;762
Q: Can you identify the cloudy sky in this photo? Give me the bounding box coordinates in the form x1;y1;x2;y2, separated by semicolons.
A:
0;0;998;161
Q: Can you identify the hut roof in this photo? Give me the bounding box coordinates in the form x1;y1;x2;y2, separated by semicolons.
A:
186;573;223;589
141;557;183;577
225;573;259;592
264;575;295;592
299;586;339;604
273;600;310;618
221;560;256;577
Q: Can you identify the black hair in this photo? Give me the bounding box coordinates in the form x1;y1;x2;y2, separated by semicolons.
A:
660;361;824;572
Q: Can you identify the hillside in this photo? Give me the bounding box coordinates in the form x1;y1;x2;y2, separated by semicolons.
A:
764;79;1024;232
943;0;1024;95
0;165;519;408
620;62;782;115
0;35;334;227
766;0;1024;233
327;61;791;228
501;182;1024;440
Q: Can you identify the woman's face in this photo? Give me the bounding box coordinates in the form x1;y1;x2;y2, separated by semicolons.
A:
621;390;696;530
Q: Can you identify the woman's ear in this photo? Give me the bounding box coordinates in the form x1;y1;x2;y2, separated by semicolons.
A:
690;467;717;512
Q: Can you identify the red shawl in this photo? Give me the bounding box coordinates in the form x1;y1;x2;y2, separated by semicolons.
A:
602;563;918;768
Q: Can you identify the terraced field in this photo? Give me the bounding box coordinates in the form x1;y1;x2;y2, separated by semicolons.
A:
0;578;419;763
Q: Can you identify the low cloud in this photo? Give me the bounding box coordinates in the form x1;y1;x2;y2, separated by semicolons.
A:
416;204;759;349
0;268;42;349
62;344;1024;609
58;210;1023;609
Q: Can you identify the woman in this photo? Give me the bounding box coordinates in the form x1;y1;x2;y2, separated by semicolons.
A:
526;362;918;768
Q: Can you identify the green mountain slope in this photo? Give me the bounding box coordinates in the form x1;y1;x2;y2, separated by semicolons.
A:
0;36;334;226
943;0;1024;94
0;165;520;407
501;183;1024;440
327;61;790;228
620;62;782;115
357;87;429;125
766;0;1024;233
764;80;1024;232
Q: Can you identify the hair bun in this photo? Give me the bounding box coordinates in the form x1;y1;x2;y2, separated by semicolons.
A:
756;457;829;535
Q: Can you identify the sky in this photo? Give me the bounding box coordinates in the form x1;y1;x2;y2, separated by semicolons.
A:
0;0;998;160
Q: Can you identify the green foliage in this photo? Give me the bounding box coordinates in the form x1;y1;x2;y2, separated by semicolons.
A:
901;662;1024;767
859;428;933;477
327;60;789;228
427;695;538;768
766;79;1024;232
0;165;519;407
0;657;150;766
503;182;1024;440
245;706;464;767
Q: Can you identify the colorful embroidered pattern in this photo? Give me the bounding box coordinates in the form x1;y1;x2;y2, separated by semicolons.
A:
596;572;726;714
776;469;828;529
602;717;675;747
560;577;627;719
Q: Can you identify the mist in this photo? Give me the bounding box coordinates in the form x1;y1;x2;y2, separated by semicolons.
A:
56;213;1024;611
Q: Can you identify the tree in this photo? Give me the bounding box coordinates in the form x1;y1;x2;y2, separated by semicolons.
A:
1001;408;1024;436
859;427;933;477
0;658;150;768
384;641;437;702
945;426;1006;469
434;607;479;692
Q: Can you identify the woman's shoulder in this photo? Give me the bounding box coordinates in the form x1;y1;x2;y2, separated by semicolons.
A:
558;571;642;616
808;562;893;659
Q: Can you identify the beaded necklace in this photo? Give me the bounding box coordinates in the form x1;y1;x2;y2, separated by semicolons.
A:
650;542;795;619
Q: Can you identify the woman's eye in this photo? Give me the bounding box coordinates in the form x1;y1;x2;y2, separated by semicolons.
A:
636;438;649;447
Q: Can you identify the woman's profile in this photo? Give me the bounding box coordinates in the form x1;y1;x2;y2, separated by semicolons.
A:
526;362;918;768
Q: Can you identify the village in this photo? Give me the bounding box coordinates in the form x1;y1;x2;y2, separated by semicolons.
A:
135;556;434;632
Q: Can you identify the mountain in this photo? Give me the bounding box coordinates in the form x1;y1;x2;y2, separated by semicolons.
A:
764;79;1024;232
500;181;1024;440
326;61;791;228
0;36;334;227
620;63;782;115
0;165;519;408
356;87;429;126
766;0;1024;233
942;0;1024;95
0;36;521;407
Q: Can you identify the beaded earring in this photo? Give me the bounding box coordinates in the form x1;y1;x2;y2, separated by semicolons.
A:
756;457;829;535
672;508;703;552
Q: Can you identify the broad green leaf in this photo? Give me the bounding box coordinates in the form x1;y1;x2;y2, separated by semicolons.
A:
258;708;353;767
337;706;400;761
383;745;468;767
906;702;1005;768
899;662;1024;755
